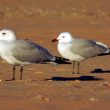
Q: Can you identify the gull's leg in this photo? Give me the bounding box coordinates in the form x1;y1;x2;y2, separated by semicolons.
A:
72;61;75;74
20;66;23;80
77;62;80;74
12;66;16;80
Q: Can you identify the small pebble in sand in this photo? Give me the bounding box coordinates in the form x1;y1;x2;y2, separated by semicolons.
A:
89;97;96;102
0;79;3;82
89;97;99;102
68;92;72;95
103;81;110;87
74;80;80;83
37;95;50;102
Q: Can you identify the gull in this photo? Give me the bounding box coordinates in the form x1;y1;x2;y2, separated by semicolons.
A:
52;32;110;74
0;29;71;80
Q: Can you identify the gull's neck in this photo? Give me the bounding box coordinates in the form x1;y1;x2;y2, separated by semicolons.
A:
2;37;17;42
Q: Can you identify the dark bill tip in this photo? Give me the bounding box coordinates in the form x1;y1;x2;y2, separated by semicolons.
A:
52;39;58;42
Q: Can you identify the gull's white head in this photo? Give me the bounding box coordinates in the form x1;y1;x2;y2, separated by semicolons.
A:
52;32;74;43
0;29;16;41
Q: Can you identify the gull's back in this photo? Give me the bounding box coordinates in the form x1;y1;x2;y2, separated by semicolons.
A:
11;39;55;63
70;38;109;59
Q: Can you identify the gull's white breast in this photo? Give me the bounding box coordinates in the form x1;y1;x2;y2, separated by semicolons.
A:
58;43;85;62
0;42;30;65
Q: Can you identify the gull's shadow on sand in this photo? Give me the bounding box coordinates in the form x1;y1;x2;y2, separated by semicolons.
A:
45;76;103;81
91;68;110;74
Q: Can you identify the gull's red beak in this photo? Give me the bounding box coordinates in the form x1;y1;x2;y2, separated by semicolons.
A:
52;38;58;42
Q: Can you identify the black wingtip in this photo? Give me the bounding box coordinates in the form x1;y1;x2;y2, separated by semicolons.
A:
98;52;110;56
54;56;71;64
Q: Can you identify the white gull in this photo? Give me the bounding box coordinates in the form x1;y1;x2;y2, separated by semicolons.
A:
52;32;110;74
0;29;70;80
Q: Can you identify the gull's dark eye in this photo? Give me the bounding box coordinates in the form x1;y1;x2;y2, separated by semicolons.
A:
2;33;6;35
62;36;65;38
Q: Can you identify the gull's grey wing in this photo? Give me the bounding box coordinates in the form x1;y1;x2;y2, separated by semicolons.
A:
11;40;54;63
70;38;108;58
